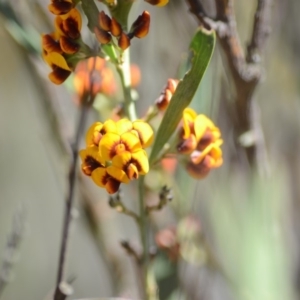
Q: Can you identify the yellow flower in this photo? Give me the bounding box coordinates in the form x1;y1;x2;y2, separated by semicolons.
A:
79;147;105;176
178;108;221;154
81;118;153;194
177;108;223;179
186;142;223;179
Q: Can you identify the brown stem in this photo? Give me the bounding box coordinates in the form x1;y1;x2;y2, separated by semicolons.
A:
53;103;89;300
185;0;273;170
54;59;98;300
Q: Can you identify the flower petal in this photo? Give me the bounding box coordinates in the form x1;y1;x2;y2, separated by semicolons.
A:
102;119;117;134
42;34;62;54
105;178;121;194
48;1;73;15
132;120;154;148
79;148;104;176
49;67;71;85
107;166;130;183
131;149;149;174
85;122;103;147
45;52;71;70
182;108;197;139
120;132;142;153
60;36;79;54
116;119;132;135
91;167;108;187
111;151;132;169
100;132;120;161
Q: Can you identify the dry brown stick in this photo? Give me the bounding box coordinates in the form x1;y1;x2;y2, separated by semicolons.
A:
185;0;273;169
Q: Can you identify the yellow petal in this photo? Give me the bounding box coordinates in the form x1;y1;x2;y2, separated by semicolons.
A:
116;119;132;135
111;151;132;169
91;167;107;187
45;52;71;70
107;166;130;183
132;120;154;148
182;108;197;139
120;132;142;153
85;122;103;147
67;8;82;31
99;132;120;161
193;115;209;142
131;149;149;174
102;119;117;134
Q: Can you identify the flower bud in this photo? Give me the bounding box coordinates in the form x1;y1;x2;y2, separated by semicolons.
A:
94;27;112;44
110;18;122;37
99;11;111;31
131;11;150;38
118;32;130;50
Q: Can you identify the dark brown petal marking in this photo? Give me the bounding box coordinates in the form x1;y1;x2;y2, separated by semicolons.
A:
63;18;80;39
60;36;80;54
197;130;213;151
106;177;121;194
51;67;71;84
48;2;73;15
86;156;103;170
42;34;62;53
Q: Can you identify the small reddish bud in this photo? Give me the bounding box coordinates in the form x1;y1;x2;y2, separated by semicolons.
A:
110;18;122;37
131;11;150;38
177;135;198;154
94;27;112;44
42;34;62;54
118;32;130;50
166;78;179;94
48;1;73;15
99;11;111;31
155;89;172;111
63;18;81;39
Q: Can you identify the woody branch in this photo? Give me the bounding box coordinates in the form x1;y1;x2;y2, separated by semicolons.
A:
185;0;273;169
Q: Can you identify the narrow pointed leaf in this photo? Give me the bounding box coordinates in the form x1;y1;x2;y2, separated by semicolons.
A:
149;27;216;164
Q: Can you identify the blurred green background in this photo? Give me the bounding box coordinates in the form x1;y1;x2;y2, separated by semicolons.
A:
0;0;300;299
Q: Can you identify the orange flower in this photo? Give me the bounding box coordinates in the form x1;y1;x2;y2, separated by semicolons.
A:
73;57;116;99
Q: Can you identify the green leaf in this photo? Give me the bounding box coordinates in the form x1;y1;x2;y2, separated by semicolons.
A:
81;0;99;32
149;27;216;165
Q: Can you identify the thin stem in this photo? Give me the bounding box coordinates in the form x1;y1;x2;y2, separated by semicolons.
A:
116;49;137;121
54;103;89;300
54;58;97;300
138;176;149;300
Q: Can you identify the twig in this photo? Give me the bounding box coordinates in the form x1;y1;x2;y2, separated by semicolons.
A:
53;59;97;300
0;205;26;298
185;0;273;170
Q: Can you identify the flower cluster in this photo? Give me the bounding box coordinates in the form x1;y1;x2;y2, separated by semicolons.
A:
95;11;150;50
177;108;223;179
155;78;179;111
80;119;154;194
42;0;88;84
